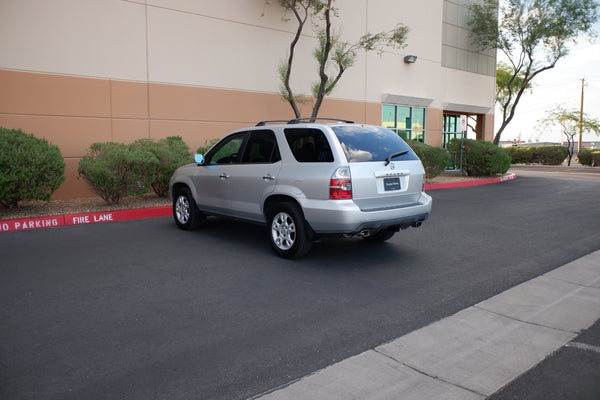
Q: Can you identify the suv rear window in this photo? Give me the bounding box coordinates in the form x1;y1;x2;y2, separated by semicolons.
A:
332;125;419;163
284;128;333;163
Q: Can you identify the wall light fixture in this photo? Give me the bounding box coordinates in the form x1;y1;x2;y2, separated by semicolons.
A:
404;55;418;64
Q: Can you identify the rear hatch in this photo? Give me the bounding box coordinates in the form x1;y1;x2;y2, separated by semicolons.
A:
331;125;425;211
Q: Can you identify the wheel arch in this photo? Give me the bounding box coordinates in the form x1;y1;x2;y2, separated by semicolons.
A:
263;194;302;218
264;194;316;241
171;179;194;200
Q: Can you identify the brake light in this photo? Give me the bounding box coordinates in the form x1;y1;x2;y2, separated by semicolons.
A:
330;167;352;199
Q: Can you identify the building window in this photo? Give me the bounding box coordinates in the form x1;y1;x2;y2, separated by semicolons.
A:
442;0;496;76
382;104;425;142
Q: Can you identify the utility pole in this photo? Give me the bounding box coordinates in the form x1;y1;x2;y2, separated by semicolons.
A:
578;78;585;153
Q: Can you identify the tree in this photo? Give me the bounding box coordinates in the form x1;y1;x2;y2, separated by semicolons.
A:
537;107;600;165
468;0;599;145
274;0;318;118
495;61;532;118
273;0;408;118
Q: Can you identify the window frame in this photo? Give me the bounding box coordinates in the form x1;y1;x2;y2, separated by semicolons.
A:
206;129;281;165
382;104;426;143
205;132;248;165
241;130;281;164
283;128;334;163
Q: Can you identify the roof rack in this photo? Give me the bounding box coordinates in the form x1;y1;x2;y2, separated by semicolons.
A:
255;120;290;127
287;117;354;124
255;118;354;127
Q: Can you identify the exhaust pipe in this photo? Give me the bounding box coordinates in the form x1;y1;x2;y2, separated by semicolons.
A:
412;220;423;228
360;230;371;237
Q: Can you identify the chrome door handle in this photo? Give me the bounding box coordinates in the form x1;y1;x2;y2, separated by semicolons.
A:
220;173;230;180
262;174;276;181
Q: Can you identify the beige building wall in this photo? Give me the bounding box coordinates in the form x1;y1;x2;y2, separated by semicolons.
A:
0;0;496;199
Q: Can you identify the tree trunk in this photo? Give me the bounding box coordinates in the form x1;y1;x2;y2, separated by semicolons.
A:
311;0;333;119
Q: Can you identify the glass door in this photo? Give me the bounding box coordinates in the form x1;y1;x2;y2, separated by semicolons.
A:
443;114;466;170
443;114;464;148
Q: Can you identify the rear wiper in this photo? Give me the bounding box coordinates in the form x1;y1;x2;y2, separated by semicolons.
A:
385;150;409;166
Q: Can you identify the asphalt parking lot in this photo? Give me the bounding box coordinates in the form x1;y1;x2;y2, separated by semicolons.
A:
1;167;599;400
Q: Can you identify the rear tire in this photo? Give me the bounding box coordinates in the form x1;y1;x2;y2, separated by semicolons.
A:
267;202;312;259
173;187;204;230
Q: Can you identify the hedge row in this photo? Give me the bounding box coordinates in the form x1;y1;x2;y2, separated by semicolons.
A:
447;138;511;176
504;146;568;165
407;141;450;179
0;127;66;208
0;127;193;209
6;124;557;209
578;148;600;166
78;137;191;204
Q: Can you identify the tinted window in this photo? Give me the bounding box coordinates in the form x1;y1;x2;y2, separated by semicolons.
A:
331;125;419;163
242;130;281;163
284;128;333;163
206;132;246;165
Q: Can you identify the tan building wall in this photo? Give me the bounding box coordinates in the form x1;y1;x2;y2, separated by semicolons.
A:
0;0;496;199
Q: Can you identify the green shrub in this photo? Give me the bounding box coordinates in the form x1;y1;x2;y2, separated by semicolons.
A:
130;136;191;197
504;146;528;164
0;127;65;208
78;142;159;204
196;138;220;155
504;145;568;165
407;141;451;178
578;148;600;166
529;146;568;165
448;138;511;176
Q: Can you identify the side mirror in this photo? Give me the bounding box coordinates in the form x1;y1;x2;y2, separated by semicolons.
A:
194;153;205;165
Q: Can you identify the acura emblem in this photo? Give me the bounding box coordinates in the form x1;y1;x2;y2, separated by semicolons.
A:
389;162;395;169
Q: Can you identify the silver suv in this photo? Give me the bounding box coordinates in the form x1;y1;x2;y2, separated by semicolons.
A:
170;118;432;258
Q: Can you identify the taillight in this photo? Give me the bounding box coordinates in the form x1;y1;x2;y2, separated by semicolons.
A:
330;167;352;199
422;173;426;192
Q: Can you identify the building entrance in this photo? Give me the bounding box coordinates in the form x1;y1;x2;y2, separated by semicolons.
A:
443;114;466;148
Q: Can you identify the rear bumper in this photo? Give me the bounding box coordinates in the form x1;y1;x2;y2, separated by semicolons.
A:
302;192;432;234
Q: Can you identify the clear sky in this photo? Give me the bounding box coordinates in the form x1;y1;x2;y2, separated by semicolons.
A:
494;25;600;145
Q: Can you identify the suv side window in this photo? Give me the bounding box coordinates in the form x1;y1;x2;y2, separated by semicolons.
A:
284;128;333;163
241;130;281;164
206;132;247;165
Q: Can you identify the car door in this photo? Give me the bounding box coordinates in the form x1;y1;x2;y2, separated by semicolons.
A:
227;129;282;222
192;132;247;215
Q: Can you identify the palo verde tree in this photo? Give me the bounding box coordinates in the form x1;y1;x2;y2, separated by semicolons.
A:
272;0;409;118
469;0;599;145
495;61;532;117
537;107;600;165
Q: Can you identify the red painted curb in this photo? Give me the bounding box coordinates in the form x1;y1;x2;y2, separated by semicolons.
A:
1;206;172;233
1;174;516;233
425;173;516;190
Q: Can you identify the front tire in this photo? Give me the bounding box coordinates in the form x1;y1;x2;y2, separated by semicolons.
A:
267;202;312;259
173;187;204;230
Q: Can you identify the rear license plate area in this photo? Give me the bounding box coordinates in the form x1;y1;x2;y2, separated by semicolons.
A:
383;177;401;191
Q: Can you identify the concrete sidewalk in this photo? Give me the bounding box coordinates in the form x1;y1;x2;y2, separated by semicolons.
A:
251;250;600;400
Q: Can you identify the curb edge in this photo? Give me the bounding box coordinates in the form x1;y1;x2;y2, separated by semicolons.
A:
1;206;172;233
425;173;516;190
